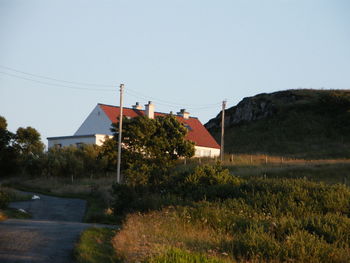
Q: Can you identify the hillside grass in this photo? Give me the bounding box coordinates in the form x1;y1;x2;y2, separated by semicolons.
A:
208;89;350;159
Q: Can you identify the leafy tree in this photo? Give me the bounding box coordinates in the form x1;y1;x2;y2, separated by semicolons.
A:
0;116;18;175
14;126;45;176
15;126;44;156
110;115;195;185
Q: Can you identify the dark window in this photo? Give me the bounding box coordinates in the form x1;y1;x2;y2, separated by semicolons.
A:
184;124;192;131
76;142;83;148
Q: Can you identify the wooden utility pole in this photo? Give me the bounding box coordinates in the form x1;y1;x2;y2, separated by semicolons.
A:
220;100;227;162
117;84;124;184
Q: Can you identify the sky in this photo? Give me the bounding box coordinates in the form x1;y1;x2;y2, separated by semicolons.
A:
1;0;350;147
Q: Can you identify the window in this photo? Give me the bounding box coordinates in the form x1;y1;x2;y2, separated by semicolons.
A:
183;124;192;131
54;144;62;148
76;142;83;148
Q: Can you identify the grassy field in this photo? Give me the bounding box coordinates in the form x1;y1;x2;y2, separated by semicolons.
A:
112;157;350;263
176;154;350;186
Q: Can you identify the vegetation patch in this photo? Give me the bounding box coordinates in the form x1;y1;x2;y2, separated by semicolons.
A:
113;209;233;263
112;164;350;263
74;227;119;263
146;248;230;263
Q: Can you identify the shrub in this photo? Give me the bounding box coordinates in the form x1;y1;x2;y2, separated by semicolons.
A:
282;230;350;263
232;225;281;260
0;189;10;209
111;184;137;215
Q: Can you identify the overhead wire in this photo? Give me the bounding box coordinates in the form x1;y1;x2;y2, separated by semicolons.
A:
0;65;223;110
0;71;115;91
0;65;115;88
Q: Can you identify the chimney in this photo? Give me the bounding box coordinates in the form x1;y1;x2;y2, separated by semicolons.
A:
145;101;155;119
132;102;142;110
177;109;190;119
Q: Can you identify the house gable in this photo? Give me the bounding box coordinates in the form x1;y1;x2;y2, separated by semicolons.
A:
74;105;112;135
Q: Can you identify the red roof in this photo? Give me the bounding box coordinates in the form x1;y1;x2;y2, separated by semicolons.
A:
99;104;220;149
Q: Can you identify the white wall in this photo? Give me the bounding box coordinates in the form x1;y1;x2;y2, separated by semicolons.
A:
48;134;112;148
194;146;220;158
74;105;112;135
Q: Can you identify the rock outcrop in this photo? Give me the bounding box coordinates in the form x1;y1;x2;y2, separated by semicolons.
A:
205;90;307;130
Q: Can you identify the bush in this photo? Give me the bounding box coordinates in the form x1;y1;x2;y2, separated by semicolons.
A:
111;184;136;215
0;189;10;209
233;225;281;260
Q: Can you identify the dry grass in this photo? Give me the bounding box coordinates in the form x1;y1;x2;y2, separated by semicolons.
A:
186;154;350;167
112;207;233;263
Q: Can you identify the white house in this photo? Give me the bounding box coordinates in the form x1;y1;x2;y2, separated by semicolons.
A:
47;102;221;157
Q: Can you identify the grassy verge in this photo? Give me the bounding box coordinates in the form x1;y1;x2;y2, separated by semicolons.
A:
74;227;119;263
0;186;32;221
0;207;32;220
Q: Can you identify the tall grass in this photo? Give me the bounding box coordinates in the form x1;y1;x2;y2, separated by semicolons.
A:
112;165;350;263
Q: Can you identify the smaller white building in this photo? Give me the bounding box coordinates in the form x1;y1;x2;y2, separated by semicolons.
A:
47;134;112;148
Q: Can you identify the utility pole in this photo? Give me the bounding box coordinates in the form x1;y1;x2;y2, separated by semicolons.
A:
220;100;227;162
117;84;124;184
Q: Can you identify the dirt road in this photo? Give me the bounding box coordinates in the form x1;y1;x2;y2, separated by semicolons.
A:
0;192;111;263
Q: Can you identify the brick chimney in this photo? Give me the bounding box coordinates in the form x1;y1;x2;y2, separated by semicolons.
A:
132;102;142;110
177;109;190;119
145;101;155;119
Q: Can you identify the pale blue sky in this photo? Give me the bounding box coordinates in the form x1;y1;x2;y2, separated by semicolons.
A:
1;0;349;146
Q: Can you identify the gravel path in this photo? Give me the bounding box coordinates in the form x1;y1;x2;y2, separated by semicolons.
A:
0;191;113;263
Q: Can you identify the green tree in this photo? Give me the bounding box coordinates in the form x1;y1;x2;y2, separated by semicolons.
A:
15;127;44;156
15;126;45;176
0;116;18;175
110;115;195;185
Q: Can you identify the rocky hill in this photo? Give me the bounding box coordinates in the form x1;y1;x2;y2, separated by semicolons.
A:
205;89;350;158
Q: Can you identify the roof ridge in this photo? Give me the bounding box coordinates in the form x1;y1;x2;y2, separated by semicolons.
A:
98;103;198;119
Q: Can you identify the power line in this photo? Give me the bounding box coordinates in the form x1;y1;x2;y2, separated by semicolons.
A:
0;65;115;87
0;64;223;109
125;90;220;110
0;71;115;91
126;88;221;108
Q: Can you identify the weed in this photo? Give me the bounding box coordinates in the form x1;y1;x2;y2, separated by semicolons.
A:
75;227;119;263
